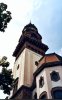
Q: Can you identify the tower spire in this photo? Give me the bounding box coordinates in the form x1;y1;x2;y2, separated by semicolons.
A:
30;20;31;24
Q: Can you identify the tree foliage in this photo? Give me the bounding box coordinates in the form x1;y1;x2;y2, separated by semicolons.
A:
0;3;12;32
0;56;14;95
0;2;13;95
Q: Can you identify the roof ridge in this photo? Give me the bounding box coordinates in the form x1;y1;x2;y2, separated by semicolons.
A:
39;52;62;62
55;53;62;61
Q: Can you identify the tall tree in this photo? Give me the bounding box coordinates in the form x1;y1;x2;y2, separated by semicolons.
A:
0;56;14;95
0;2;12;32
0;2;13;95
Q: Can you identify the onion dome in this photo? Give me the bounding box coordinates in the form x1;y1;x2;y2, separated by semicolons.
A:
22;22;42;41
22;22;38;33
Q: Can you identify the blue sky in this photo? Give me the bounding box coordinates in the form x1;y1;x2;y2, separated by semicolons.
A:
31;0;62;53
0;0;62;98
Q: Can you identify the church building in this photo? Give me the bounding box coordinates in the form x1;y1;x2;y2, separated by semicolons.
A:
9;23;62;99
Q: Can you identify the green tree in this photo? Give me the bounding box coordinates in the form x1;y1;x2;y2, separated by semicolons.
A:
0;2;13;95
0;56;14;95
0;2;12;32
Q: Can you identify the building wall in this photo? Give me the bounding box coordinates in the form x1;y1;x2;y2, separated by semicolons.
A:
13;48;42;89
36;69;48;99
23;48;42;87
32;88;37;99
13;48;25;89
8;90;13;99
36;66;62;99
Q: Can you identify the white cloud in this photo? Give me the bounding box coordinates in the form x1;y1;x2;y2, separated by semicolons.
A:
1;0;42;23
0;0;42;57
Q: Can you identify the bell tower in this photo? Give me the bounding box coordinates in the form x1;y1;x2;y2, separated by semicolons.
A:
10;23;48;99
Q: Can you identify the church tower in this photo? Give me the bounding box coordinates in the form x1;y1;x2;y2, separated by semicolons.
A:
10;23;48;99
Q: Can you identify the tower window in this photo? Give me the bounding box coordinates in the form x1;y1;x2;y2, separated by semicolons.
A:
35;61;38;66
17;64;19;70
39;76;44;88
50;71;60;82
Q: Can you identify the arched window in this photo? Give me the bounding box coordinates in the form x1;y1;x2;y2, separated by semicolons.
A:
51;87;62;99
39;91;47;99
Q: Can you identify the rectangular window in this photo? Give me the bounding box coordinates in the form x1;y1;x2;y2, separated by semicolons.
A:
39;76;44;88
17;64;19;70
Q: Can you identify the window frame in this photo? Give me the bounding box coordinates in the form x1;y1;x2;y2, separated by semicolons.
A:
39;76;44;88
39;91;47;99
50;71;60;82
51;87;62;99
17;64;19;70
